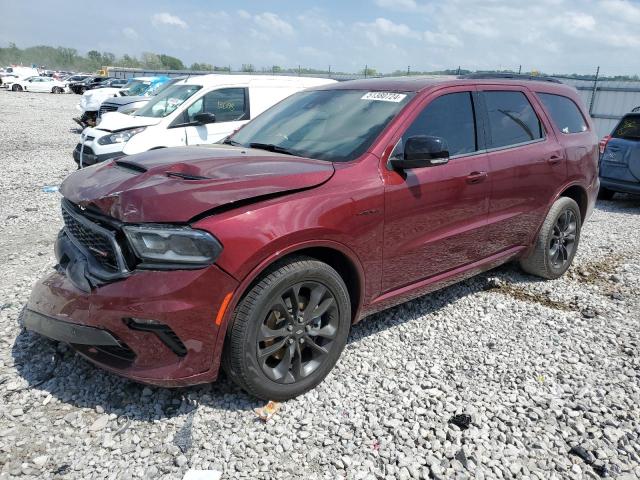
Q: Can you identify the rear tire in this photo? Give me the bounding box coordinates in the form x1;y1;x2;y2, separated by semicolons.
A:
598;187;615;200
519;197;581;280
52;86;63;94
223;256;351;401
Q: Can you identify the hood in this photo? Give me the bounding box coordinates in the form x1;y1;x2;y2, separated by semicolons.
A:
60;145;335;223
96;111;161;131
80;88;122;111
101;95;149;107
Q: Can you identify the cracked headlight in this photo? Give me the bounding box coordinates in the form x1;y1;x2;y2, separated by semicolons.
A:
123;225;223;267
97;126;146;145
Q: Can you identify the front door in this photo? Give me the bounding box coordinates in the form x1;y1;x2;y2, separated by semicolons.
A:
382;88;491;292
184;87;249;146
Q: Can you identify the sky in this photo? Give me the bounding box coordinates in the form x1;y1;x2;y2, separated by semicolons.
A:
1;0;640;75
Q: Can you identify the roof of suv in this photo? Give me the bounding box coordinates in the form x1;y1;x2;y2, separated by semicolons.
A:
316;75;575;95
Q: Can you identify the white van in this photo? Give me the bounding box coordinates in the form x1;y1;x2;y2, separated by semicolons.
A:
74;74;336;167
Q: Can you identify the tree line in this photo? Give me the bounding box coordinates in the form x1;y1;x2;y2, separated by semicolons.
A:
2;43;639;81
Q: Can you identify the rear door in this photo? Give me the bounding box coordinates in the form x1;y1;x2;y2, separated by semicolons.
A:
601;114;640;183
382;87;491;292
478;86;566;255
183;88;249;145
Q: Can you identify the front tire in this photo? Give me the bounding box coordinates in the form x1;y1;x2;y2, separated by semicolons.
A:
12;84;22;92
520;197;581;279
223;256;351;401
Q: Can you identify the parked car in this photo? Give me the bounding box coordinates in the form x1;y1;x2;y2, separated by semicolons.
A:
0;73;18;88
598;111;640;199
69;76;108;94
73;76;171;128
73;74;336;167
62;74;90;85
87;78;128;90
24;76;598;400
96;77;185;120
10;76;67;93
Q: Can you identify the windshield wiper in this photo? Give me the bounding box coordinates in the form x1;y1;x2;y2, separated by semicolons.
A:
222;138;243;146
248;142;296;156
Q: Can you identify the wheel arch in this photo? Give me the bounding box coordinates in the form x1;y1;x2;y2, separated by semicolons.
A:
223;241;365;334
558;183;588;221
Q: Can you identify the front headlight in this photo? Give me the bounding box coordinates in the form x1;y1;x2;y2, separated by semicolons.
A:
123;225;223;267
97;127;146;145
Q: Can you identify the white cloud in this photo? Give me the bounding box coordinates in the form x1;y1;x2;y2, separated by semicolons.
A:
122;27;138;40
151;12;188;29
253;12;294;36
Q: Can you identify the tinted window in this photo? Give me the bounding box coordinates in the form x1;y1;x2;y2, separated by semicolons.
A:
186;88;247;123
612;115;640;140
401;92;477;156
538;93;587;134
485;91;543;148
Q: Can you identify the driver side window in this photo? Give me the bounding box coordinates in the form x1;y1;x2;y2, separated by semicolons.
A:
185;88;248;123
393;92;477;159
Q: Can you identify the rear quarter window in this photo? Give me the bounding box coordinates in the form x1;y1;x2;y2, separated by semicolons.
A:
612;115;640;140
537;93;588;134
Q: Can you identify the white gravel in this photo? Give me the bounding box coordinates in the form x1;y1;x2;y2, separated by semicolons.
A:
0;89;639;480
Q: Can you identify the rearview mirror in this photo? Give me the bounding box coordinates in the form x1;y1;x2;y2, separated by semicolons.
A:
193;112;216;125
390;135;450;170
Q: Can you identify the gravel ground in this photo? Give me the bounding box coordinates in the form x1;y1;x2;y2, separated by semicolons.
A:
0;90;639;480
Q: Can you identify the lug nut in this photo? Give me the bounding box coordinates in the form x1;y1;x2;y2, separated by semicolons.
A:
288;338;294;344
299;338;305;344
287;325;293;331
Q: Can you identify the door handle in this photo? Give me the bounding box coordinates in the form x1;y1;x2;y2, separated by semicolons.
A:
547;155;562;165
466;171;488;184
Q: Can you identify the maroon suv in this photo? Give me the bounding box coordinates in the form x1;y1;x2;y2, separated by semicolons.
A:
24;76;599;400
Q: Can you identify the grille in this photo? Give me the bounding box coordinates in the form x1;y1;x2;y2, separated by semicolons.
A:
61;206;119;271
99;104;118;117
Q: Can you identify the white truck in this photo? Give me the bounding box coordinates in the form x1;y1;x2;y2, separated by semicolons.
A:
74;74;336;167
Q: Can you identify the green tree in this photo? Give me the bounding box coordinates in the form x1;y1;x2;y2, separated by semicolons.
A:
241;63;255;72
159;54;184;70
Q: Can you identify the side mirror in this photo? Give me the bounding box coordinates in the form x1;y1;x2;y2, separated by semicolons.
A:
193;112;216;125
390;135;450;170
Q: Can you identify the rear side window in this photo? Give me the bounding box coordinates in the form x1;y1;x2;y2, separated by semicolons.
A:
484;91;543;149
612;115;640;139
538;93;587;134
401;92;477;156
186;88;248;123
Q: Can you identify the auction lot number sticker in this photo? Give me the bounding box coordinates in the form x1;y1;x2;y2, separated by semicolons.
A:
361;92;407;102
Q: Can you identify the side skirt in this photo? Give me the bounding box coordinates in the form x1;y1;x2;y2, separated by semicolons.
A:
357;246;525;321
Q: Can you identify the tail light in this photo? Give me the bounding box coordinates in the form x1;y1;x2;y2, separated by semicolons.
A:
599;135;611;154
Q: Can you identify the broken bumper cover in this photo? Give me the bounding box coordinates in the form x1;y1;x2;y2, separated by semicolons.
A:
73;143;123;167
26;263;238;387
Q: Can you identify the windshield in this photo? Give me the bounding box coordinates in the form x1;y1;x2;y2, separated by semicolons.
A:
613;115;640;140
126;81;151;96
134;84;202;118
228;89;414;162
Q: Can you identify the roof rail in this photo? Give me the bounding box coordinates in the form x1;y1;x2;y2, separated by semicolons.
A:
458;73;562;84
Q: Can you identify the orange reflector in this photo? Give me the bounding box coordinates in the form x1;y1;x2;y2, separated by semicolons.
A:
215;293;233;326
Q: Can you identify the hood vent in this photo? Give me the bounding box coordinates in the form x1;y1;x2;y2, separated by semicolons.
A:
115;160;147;173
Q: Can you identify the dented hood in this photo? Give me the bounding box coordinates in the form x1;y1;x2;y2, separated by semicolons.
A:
96;111;162;131
60;145;335;223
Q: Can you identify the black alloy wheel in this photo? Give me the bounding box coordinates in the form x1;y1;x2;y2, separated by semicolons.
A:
549;209;577;269
257;281;340;384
